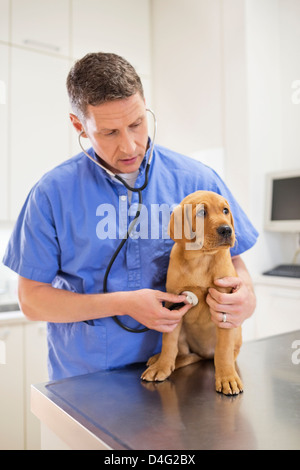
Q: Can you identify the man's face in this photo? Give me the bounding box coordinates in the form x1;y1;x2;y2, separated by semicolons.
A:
70;93;149;174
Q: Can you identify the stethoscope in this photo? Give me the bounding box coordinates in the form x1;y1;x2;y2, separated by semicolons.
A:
78;108;157;333
79;108;199;332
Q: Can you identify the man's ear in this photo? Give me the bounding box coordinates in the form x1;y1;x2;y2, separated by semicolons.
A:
69;113;87;137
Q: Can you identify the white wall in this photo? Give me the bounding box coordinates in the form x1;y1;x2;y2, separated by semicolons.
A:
244;0;300;274
151;0;300;276
243;0;283;274
151;0;223;156
280;0;300;169
221;0;250;211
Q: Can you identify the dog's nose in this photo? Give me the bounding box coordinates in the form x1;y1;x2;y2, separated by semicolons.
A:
217;225;232;238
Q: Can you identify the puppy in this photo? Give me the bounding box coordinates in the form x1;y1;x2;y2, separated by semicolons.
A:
141;190;243;395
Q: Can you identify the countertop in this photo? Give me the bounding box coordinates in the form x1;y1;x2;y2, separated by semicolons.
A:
0;300;27;325
254;273;300;288
31;330;300;450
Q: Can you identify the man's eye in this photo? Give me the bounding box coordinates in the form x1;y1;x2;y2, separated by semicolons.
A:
130;122;141;129
104;130;116;136
223;207;229;215
197;208;206;217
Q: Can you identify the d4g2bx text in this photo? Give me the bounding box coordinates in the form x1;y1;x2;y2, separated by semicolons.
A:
148;455;195;464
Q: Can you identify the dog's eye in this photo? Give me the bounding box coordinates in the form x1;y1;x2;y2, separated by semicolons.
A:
197;208;206;217
223;207;229;215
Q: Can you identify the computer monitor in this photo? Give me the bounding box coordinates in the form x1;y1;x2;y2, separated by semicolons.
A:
265;169;300;232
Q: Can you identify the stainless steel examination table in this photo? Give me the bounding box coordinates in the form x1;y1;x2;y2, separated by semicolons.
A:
31;331;300;450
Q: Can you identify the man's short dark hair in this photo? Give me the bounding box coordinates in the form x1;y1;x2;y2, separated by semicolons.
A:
66;52;144;121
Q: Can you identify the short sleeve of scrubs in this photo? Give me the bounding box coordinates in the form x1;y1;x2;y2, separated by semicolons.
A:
3;183;60;283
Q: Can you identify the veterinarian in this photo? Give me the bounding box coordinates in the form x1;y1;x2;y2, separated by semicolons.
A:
3;53;258;381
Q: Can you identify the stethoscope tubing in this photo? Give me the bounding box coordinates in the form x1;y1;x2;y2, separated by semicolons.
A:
103;181;149;333
79;109;156;333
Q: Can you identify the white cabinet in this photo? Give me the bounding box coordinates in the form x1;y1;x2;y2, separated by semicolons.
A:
0;323;24;450
24;322;48;450
0;317;48;450
11;0;70;56
253;276;300;339
1;0;152;221
0;45;9;220
10;47;71;219
71;0;151;76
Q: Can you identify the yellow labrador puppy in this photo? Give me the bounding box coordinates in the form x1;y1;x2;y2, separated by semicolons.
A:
141;190;243;395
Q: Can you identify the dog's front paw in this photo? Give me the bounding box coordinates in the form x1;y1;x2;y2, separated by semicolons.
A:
215;372;243;395
146;353;160;366
141;361;175;382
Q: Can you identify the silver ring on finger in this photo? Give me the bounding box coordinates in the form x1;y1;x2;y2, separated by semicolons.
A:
222;313;227;323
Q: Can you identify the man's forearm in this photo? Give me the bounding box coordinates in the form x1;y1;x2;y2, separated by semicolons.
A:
232;255;256;318
232;256;255;293
18;276;128;323
18;276;192;332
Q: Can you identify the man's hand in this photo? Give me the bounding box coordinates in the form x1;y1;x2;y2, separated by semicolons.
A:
206;256;256;329
120;289;193;333
206;276;256;329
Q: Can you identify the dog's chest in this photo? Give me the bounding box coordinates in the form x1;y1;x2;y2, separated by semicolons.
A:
168;256;214;290
181;314;216;359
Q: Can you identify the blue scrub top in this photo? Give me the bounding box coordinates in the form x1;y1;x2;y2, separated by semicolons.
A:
3;142;258;380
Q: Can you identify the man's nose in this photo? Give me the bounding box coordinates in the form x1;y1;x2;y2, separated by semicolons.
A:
119;131;136;155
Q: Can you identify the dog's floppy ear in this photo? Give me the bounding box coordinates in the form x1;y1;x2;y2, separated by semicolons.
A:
168;203;197;243
224;198;236;246
183;203;197;241
168;204;182;241
229;209;236;246
224;198;235;231
229;209;235;231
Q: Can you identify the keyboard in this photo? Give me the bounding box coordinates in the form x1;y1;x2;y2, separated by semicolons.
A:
263;264;300;278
